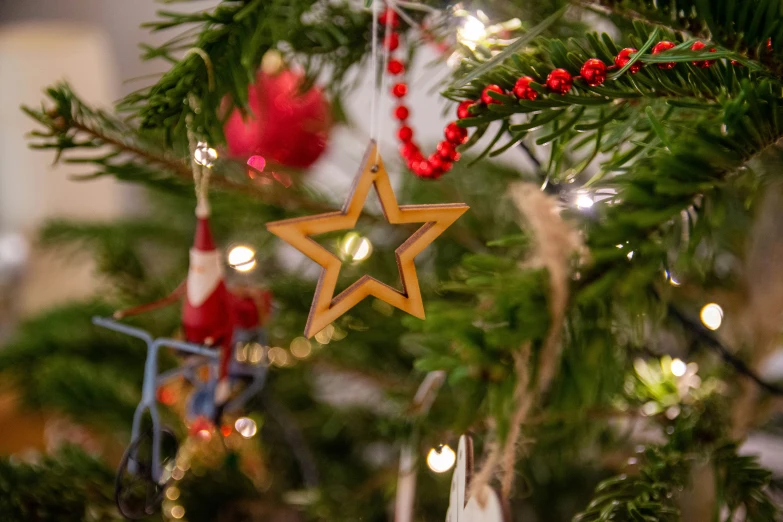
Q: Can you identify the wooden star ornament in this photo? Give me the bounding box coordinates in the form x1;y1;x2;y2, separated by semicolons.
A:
446;435;509;522
266;141;469;338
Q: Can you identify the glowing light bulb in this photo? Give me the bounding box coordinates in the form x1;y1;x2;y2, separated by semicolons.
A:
227;245;256;272
700;303;723;330
427;445;456;473
575;193;594;209
670;358;687;377
235;417;258;438
457;15;487;50
166;487;181;501
340;232;373;263
290;337;312;358
194;141;217;168
170;505;185;519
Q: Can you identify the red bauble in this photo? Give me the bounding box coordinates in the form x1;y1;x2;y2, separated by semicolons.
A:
513;76;538;100
690;41;716;68
444;122;468;144
615;48;641;73
398;125;414;142
394;105;410;121
392;82;408;98
546;69;573;94
388;59;405;75
580;59;607;87
384;32;400;51
457;100;474;119
652;41;676;69
224;69;331;169
379;8;400;29
481;84;504;105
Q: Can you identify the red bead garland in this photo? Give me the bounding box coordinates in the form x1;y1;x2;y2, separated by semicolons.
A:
382;12;733;179
652;41;676;69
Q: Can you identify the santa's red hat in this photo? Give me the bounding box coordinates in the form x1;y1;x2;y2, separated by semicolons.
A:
193;200;216;251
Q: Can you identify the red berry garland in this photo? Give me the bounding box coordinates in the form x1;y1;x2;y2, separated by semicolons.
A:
381;9;733;179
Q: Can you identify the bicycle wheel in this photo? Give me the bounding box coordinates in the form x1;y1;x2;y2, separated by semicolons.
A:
115;427;179;519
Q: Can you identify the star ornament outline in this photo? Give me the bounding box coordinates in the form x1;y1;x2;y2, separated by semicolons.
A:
266;141;469;338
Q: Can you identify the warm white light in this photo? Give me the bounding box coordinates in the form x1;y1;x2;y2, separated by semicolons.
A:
166;486;181;501
235;417;258;438
194;141;217;168
575;193;594;209
700;303;723;330
290;337;312;358
227;245;256;272
170;505;185;519
457;15;487;50
427;445;456;473
268;346;290;367
314;324;335;345
670;358;687;377
340;232;373;263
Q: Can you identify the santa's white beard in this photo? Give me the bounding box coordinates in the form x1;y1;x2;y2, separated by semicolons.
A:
187;249;224;306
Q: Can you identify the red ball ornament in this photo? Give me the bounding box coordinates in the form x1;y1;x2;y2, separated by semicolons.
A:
615;48;641;73
513;76;538;100
457;100;474;119
398;125;413;142
379;8;400;29
481;84;504;105
652;41;676;69
580;59;607;87
394;105;410;121
388;59;405;75
546;68;573;94
392;82;408;98
690;41;716;68
384;32;400;51
444;122;468;144
224;69;331;169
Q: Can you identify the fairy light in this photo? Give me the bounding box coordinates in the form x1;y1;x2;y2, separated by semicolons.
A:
234;417;258;438
170;505;185;519
166;487;181;501
290;337;312;358
575;193;594;210
457;15;487;50
314;324;335;345
427;444;456;473
193;141;217;168
268;346;290;367
700;303;723;330
227;245;256;272
340;232;373;263
670;358;687;377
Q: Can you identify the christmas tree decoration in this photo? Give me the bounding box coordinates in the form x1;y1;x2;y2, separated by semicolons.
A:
652;40;677;69
223;68;331;169
266;141;468;338
445;436;508;522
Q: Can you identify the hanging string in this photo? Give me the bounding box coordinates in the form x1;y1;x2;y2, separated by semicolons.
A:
369;0;381;160
186;93;212;218
376;0;395;165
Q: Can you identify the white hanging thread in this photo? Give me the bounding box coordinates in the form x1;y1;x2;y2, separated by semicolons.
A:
369;0;381;158
187;96;211;219
376;0;396;164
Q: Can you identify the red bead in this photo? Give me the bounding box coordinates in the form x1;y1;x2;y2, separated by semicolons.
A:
615;48;641;74
441;160;453;172
513;76;538;100
379;9;400;29
444;122;468;144
384;32;399;51
481;85;504;105
428;153;444;171
415;161;434;178
546;68;573;94
580;59;607;87
398;125;413;142
394;105;409;121
690;41;716;68
456;100;475;119
392;82;408;98
400;142;419;159
387;59;405;75
652;41;676;69
437;141;456;160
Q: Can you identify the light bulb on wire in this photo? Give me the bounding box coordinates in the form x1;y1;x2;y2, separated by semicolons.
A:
457;15;487;50
700;303;723;330
427;444;456;473
575;193;594;210
228;245;256;272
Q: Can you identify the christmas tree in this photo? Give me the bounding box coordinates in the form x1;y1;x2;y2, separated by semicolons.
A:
3;0;783;520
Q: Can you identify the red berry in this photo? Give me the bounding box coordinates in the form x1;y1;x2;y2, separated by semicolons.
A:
513;76;538;100
580;59;607;87
379;9;400;29
415;161;434;178
394;105;410;121
384;32;399;51
615;48;641;74
399;142;419;159
428;153;444;171
444;122;468;144
398;125;413;142
392;82;408;98
437;141;457;160
456;100;475;119
690;41;716;68
546;69;573;94
481;84;504;105
387;59;405;75
652;41;676;69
